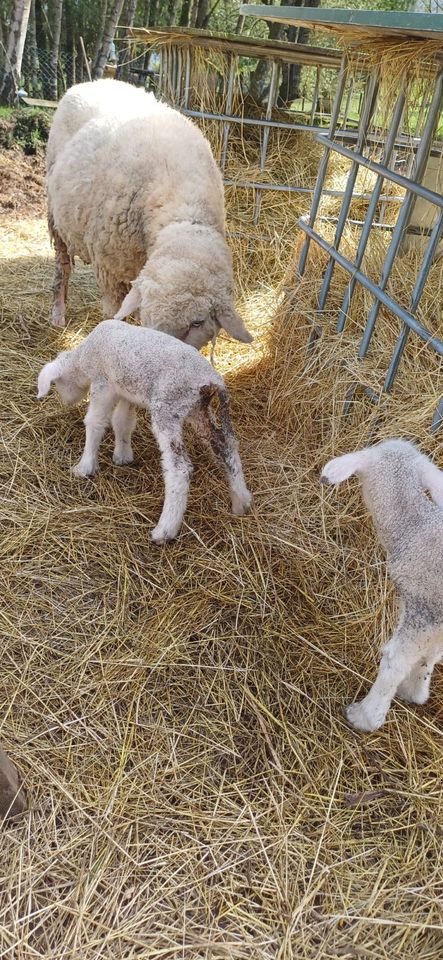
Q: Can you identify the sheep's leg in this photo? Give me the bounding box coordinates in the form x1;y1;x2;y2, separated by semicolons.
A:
189;403;251;517
51;229;71;328
150;415;193;544
397;644;442;704
112;400;137;465
72;385;116;478
345;620;437;732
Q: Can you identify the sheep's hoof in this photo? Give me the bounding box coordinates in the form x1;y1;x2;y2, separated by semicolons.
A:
72;461;97;478
51;309;66;328
343;701;383;733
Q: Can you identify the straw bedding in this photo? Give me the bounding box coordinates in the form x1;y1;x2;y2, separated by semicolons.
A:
1;128;443;960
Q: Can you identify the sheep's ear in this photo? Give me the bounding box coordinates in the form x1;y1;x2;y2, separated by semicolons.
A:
37;359;62;398
216;304;253;344
419;458;443;507
114;285;141;320
321;450;369;485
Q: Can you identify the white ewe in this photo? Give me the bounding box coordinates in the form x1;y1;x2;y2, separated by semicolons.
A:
46;79;252;349
321;439;443;731
37;319;252;544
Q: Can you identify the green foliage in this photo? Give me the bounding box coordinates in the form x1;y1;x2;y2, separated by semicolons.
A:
0;107;51;152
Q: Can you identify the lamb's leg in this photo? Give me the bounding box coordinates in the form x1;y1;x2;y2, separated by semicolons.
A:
345;619;437;732
51;229;71;327
150;414;193;544
189;396;251;516
72;385;116;478
397;644;442;704
112;400;137;465
101;283;131;320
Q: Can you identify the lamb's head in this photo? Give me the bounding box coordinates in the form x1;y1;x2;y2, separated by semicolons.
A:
37;351;88;405
321;439;443;508
114;223;252;349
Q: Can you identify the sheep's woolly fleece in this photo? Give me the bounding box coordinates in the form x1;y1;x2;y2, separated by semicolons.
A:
47;80;251;347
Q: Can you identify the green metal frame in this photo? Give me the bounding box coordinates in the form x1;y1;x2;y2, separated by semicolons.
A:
239;6;443;42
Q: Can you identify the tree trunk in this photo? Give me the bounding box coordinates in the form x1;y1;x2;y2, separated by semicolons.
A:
27;0;40;94
179;0;192;27
92;0;108;74
148;0;159;27
49;0;63;100
0;0;32;105
167;0;181;25
93;0;125;78
277;0;321;106
193;0;208;28
116;0;137;79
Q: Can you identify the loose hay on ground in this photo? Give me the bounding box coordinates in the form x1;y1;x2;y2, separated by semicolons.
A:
1;199;443;958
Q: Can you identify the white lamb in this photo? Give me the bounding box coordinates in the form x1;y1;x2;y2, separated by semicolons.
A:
37;319;252;544
321;439;443;731
46;79;252;349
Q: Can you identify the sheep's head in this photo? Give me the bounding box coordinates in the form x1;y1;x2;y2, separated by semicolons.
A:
37;352;88;405
114;223;253;350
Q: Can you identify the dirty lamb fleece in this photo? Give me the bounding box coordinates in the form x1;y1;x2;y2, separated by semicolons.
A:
37;319;252;544
46;79;252;349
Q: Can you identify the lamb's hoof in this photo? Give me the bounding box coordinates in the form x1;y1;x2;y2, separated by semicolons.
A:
343;701;384;733
232;491;252;516
113;453;134;466
72;461;97;478
151;523;178;545
397;682;429;705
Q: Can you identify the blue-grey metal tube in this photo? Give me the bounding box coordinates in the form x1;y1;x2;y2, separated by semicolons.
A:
318;68;380;310
298;55;348;278
358;69;443;359
383;209;443;390
337;90;406;332
298;217;443;355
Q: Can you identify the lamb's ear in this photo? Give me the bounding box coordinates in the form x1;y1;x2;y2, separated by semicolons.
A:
321;450;370;485
419;457;443;507
37;359;62;398
114;285;141;320
216;304;253;344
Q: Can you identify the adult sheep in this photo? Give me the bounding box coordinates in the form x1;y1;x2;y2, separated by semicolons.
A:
46;79;252;349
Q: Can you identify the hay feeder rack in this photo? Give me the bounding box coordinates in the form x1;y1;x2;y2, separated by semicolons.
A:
124;26;392;229
242;6;443;431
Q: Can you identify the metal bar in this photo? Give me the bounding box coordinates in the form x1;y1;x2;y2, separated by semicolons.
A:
253;59;279;224
359;68;443;358
318;68;380;310
310;66;320;125
224;178;402;200
220;54;236;173
298;54;348;278
337;90;406;332
383;209;443;390
180;107;433;152
431;397;443;433
317;135;443;209
298;217;443;355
